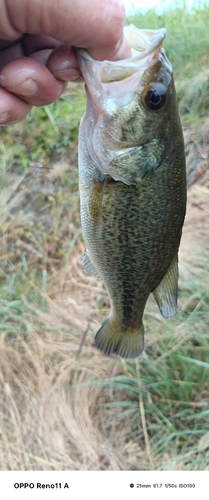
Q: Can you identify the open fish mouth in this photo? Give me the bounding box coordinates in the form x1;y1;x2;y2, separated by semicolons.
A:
77;25;169;85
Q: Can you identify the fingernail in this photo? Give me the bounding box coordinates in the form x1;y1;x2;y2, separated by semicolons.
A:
53;68;82;81
69;73;83;81
1;76;39;97
15;79;40;97
0;112;10;124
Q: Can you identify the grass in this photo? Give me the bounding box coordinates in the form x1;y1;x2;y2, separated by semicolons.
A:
127;4;209;118
69;272;209;470
127;4;209;77
0;84;86;177
0;262;208;470
0;3;209;471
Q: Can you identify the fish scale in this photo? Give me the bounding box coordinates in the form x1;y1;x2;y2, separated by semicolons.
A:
77;25;186;358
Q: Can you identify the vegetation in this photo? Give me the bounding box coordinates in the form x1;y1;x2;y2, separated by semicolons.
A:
0;4;209;471
127;4;209;117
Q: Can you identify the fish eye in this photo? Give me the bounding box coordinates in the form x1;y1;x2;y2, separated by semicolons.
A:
143;83;167;111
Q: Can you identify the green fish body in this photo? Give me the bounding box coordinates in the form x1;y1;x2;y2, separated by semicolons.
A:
77;26;186;358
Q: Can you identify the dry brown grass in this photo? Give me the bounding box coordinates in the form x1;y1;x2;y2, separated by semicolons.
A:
0;178;208;471
0;297;146;471
0;122;209;471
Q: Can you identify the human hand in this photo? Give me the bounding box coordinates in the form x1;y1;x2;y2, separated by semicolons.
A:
0;0;130;125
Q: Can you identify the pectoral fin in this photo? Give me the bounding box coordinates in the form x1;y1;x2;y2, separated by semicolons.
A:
110;140;164;184
153;255;178;319
82;253;101;280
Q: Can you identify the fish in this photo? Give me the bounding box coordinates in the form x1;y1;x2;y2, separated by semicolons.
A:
76;25;186;358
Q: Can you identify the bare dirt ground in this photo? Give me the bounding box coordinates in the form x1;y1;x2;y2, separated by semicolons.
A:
179;183;209;280
0;122;208;470
179;120;209;283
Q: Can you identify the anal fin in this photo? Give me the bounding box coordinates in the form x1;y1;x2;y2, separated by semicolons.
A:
153;254;178;319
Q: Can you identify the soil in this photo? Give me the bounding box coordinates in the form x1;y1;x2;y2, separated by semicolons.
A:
180;120;209;282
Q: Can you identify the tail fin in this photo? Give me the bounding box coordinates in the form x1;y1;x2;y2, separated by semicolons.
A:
94;316;144;358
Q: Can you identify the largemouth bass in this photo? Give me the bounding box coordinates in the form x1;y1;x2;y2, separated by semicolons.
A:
77;25;186;358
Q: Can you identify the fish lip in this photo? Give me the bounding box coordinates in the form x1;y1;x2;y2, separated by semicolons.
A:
77;26;166;63
77;26;168;83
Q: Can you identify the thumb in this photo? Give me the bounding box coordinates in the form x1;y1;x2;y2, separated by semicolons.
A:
1;0;126;60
